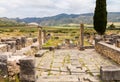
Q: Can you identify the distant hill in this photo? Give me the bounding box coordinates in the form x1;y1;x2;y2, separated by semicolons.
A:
0;17;26;27
8;12;120;26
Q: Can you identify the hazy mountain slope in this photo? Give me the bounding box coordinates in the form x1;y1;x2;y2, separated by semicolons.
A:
12;12;120;26
0;17;25;27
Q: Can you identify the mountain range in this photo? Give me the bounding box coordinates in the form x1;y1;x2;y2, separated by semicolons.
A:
1;12;120;26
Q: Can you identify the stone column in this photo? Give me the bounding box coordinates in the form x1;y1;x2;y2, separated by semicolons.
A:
38;26;42;50
21;37;26;48
19;57;35;82
79;24;85;50
16;38;22;50
43;30;47;43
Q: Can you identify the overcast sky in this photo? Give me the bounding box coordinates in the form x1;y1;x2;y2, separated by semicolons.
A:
0;0;119;18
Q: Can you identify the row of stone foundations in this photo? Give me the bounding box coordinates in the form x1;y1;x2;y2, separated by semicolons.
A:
0;36;38;81
0;37;37;53
0;54;35;82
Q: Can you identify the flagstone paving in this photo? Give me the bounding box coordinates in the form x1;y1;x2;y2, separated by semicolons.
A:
36;49;120;82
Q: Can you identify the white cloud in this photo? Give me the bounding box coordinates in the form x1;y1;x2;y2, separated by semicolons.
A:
0;0;119;18
0;7;6;14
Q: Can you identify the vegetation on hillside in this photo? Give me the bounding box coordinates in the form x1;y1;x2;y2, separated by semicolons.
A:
0;18;26;27
11;12;120;26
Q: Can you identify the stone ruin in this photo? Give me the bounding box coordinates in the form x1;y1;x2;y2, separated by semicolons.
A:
103;34;120;47
95;34;120;82
0;36;38;53
0;26;119;82
0;36;38;81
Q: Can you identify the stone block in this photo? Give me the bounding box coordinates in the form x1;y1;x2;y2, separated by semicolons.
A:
20;75;36;82
115;39;120;48
95;36;102;44
16;38;22;50
0;44;8;52
19;57;35;82
25;38;33;47
0;55;7;63
100;66;120;81
5;41;16;52
35;53;43;57
33;38;37;43
7;61;20;81
21;37;27;48
0;55;7;76
49;46;55;51
0;62;7;76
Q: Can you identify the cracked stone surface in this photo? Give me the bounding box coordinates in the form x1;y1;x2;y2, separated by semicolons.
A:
36;49;120;82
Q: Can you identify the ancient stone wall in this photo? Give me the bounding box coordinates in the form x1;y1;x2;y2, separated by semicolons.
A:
95;42;120;64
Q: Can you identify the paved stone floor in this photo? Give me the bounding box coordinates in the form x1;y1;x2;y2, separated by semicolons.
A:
36;49;120;82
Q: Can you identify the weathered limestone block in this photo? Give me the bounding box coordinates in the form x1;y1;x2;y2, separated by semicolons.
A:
5;41;16;52
100;66;120;81
0;44;8;52
33;37;37;43
35;50;47;57
49;46;55;51
16;38;22;50
105;38;114;45
115;39;120;48
25;38;33;47
19;57;35;82
7;61;20;81
94;36;102;44
0;55;7;76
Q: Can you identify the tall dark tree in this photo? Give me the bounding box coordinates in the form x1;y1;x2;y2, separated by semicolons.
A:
93;0;107;35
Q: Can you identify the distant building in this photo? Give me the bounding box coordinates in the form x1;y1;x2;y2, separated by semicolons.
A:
28;22;39;26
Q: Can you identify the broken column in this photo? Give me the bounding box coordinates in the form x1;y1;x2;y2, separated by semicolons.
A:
19;57;35;82
79;24;85;50
38;26;42;49
21;37;26;48
43;30;47;43
16;38;22;50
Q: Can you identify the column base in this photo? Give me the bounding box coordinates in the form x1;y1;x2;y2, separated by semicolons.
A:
79;47;85;51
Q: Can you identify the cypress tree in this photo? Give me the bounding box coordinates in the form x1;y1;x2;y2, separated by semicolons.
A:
93;0;107;35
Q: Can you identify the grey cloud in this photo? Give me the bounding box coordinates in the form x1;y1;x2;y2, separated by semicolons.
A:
0;0;119;18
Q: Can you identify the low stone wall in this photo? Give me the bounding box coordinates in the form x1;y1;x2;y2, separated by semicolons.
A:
95;41;120;64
